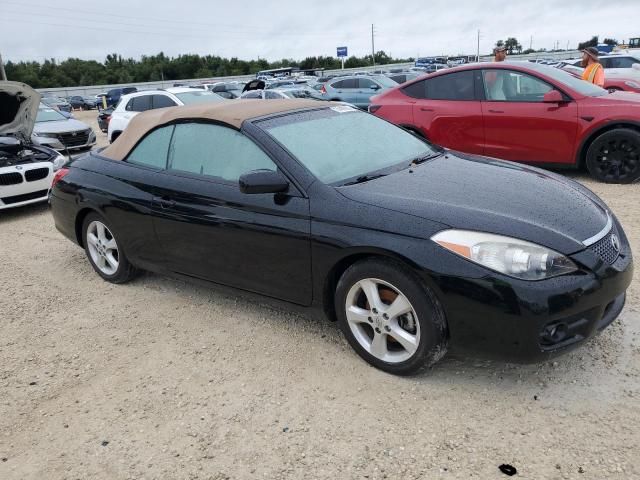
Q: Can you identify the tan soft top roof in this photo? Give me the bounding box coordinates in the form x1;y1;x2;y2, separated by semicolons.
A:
101;99;325;161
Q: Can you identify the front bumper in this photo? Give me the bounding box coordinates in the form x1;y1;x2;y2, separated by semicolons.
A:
433;231;634;363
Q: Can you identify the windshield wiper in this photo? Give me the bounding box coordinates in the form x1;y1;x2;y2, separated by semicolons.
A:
410;152;444;166
342;173;388;186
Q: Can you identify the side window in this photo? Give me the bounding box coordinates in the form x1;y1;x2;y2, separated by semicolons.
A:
332;79;357;89
168;123;277;182
426;71;475;100
125;125;174;169
402;80;427;99
243;91;262;99
331;80;345;89
609;57;638;68
358;78;376;89
600;58;612;69
483;70;553;102
152;95;177;109
265;91;281;99
126;96;152;112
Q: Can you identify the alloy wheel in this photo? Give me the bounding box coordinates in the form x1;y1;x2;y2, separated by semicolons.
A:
86;220;119;276
593;137;640;182
344;278;420;363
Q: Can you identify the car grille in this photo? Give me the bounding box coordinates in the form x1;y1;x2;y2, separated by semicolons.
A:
25;167;50;182
1;189;48;205
589;228;620;265
0;172;23;186
58;129;90;147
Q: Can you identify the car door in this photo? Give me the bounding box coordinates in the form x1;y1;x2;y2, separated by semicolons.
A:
357;78;382;108
150;122;313;305
409;70;485;154
481;69;578;165
330;78;358;104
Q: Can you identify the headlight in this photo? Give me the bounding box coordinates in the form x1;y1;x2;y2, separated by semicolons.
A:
624;81;640;89
52;154;67;172
431;230;577;281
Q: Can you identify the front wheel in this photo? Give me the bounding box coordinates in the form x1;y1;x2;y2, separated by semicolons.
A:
585;128;640;184
335;259;448;375
82;212;138;284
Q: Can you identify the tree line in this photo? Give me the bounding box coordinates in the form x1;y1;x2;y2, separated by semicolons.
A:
494;36;619;55
5;51;413;88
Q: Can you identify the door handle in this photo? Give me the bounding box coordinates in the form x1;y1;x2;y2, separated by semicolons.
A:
420;107;434;112
153;196;176;208
488;109;504;113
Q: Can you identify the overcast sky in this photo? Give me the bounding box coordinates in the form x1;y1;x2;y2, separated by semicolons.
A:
2;0;639;63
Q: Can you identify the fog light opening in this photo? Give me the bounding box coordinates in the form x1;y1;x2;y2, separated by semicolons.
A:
540;322;569;347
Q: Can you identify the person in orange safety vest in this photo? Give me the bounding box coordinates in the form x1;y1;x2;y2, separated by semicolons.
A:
581;47;604;87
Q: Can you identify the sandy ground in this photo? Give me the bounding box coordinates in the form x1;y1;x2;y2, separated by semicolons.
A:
0;117;639;479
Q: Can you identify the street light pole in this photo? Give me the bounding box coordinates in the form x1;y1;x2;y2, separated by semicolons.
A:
0;52;7;81
371;24;376;67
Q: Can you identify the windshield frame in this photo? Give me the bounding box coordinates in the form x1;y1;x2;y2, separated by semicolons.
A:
254;106;440;186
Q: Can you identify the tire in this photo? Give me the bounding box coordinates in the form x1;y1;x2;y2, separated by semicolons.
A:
82;212;138;284
585;128;640;184
335;258;448;375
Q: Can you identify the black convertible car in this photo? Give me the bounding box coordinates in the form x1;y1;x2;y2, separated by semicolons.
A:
50;100;633;375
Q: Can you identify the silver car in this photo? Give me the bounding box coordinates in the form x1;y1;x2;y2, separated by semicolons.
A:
32;104;96;151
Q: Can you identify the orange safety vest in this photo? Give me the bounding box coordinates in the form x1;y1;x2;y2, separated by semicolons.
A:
582;63;604;87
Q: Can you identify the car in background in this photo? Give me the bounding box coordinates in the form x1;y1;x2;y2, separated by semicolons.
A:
240;88;326;101
104;87;137;108
41;95;72;113
107;87;226;143
566;54;640;74
32;104;96;152
557;62;640;93
1;81;67;210
95;93;107;109
67;95;94;110
387;72;421;84
50;100;633;374
321;75;398;109
370;62;640;183
414;64;449;74
97;107;114;133
199;82;244;99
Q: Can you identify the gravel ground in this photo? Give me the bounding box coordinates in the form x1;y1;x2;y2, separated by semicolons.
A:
1;112;639;479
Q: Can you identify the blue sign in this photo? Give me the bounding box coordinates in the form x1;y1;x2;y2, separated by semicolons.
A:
337;47;348;58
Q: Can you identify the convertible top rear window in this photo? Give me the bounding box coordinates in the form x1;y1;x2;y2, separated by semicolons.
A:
258;107;436;184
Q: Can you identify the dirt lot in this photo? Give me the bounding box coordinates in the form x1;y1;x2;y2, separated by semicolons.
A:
1;112;639;479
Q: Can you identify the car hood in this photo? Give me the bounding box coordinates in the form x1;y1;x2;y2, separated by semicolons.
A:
33;118;90;134
0;81;41;141
591;90;640;105
338;153;609;254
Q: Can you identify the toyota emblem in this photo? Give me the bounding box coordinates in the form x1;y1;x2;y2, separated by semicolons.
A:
72;132;78;136
611;234;621;253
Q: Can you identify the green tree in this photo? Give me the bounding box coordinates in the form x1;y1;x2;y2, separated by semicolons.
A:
578;36;598;50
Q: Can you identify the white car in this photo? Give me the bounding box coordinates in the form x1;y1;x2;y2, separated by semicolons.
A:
568;54;640;76
107;87;225;143
1;81;67;210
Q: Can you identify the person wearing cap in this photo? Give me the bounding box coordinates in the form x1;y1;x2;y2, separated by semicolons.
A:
581;47;604;87
494;46;507;62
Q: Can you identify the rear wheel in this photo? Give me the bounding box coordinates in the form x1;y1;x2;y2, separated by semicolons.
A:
82;212;138;284
585;128;640;183
335;259;448;375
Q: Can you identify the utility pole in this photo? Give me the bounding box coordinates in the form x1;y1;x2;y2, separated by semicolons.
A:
371;24;376;67
477;29;481;62
530;35;533;51
0;51;7;81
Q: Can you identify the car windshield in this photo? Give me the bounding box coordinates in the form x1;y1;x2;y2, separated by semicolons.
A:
282;89;324;100
174;91;224;105
523;63;607;97
260;107;437;184
36;107;66;122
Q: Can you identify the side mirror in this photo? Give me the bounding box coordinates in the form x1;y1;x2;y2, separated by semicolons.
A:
239;170;289;195
543;90;564;103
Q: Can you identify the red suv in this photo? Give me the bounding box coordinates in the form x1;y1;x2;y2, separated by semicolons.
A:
370;62;640;183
